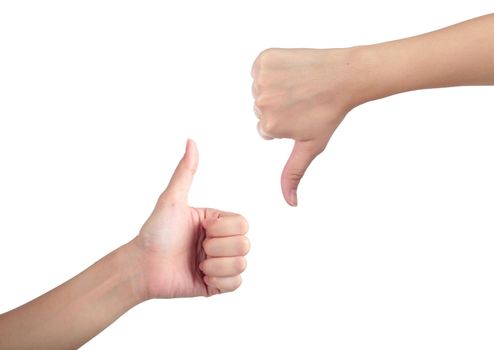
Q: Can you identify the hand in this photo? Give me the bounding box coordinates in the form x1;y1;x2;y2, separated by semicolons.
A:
0;139;249;349
251;48;361;206
132;140;250;299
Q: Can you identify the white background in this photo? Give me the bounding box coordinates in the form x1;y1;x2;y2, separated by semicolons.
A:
1;1;494;349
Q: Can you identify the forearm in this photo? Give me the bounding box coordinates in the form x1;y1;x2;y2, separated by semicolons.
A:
352;14;494;104
0;240;148;350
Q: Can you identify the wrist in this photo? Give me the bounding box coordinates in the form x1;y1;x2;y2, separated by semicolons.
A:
314;46;387;113
340;45;391;106
115;239;151;304
346;41;431;105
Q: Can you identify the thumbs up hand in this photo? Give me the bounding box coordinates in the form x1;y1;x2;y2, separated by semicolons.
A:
252;48;361;206
133;140;250;299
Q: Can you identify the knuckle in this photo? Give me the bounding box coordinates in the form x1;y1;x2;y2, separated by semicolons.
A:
251;82;259;97
314;142;328;155
239;236;251;255
255;94;271;108
261;119;277;134
201;260;210;273
255;74;266;86
235;257;247;273
258;48;277;64
286;171;304;183
231;276;243;291
157;192;178;208
156;192;168;206
235;214;249;234
251;62;258;78
202;238;212;254
253;104;262;118
306;140;328;156
255;74;273;93
254;48;278;78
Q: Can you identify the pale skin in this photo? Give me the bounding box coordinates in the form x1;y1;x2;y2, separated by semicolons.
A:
252;13;494;206
0;140;250;349
1;13;493;349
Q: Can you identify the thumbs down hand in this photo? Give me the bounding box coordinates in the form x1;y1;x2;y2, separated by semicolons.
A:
252;48;361;206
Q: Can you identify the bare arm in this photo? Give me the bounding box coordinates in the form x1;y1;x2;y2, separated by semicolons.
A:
252;14;494;206
0;140;250;349
356;13;494;103
0;243;146;349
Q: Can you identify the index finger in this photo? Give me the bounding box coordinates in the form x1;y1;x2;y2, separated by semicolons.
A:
203;214;249;237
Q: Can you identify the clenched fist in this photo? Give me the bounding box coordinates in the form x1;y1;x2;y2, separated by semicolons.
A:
252;48;361;206
133;140;250;298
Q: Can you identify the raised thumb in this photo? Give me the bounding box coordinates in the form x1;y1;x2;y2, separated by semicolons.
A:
281;140;325;207
163;139;198;202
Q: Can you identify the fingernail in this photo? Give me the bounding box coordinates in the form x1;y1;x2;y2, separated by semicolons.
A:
289;190;298;207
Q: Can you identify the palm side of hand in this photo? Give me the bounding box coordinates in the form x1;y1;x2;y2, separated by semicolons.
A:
133;140;249;299
137;202;208;298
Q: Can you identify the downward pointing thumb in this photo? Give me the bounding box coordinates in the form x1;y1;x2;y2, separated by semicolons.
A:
281;140;324;207
163;139;198;203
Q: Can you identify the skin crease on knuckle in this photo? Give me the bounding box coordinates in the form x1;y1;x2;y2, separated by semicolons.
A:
286;171;304;183
201;256;246;276
237;215;249;235
254;94;272;109
202;238;213;255
202;237;248;257
257;48;278;67
252;82;259;98
223;276;242;291
239;236;251;255
235;257;247;273
205;236;250;256
207;275;242;292
207;214;249;238
253;48;280;82
253;104;262;119
6;13;494;348
260;118;277;137
222;214;249;235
